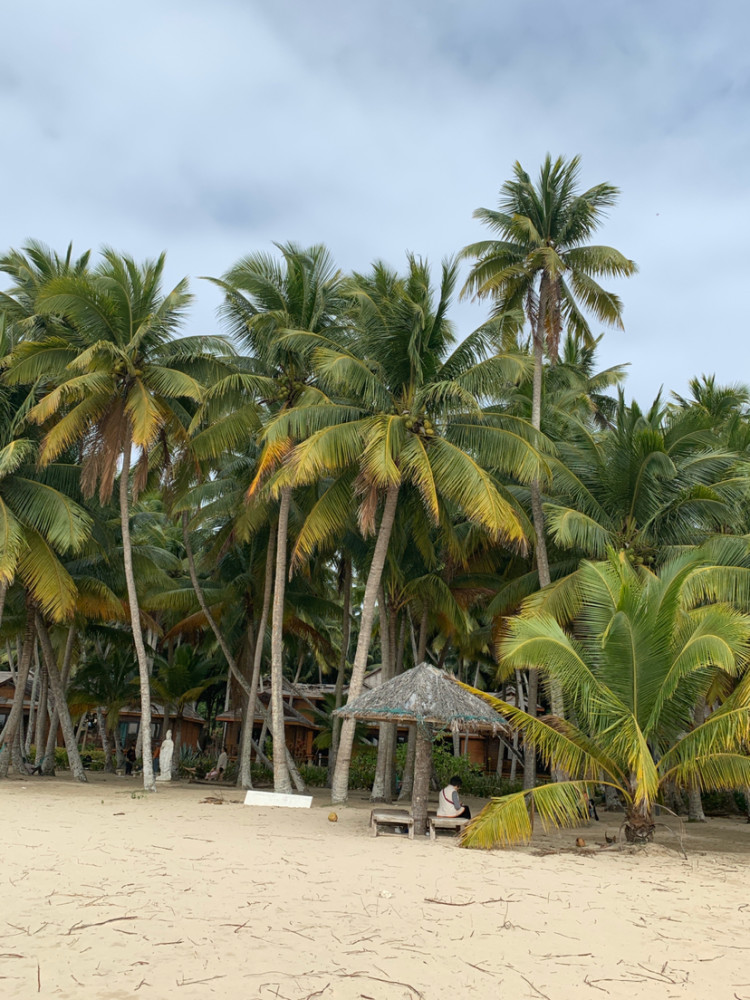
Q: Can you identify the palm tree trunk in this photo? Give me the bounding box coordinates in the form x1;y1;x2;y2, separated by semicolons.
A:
97;708;114;772
412;724;433;836
173;717;182;779
36;614;87;782
688;699;707;822
0;598;35;776
41;627;75;775
332;482;400;805
270;487;293;793
328;558;352;783
238;530;276;788
529;320;564;742
371;588;393;802
624;800;655;843
398;726;416;801
25;650;41;757
113;716;125;771
34;666;48;764
417;607;428;662
182;509;303;790
120;429;156;792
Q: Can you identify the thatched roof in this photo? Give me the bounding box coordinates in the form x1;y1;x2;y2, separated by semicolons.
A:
334;663;506;733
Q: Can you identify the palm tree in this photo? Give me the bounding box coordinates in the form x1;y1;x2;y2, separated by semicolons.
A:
213;242;349;793
461;155;637;764
462;551;750;847
268;255;547;803
3;249;216;791
539;393;750;570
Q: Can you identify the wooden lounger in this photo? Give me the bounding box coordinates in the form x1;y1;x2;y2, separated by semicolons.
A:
370;808;414;839
428;815;471;841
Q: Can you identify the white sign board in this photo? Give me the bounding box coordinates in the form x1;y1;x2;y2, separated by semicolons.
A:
243;790;313;809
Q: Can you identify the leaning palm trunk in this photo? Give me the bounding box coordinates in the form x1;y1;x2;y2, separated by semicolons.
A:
332;483;400;805
121;431;156;792
0;600;35;776
41;627;75;775
182;510;303;791
270;487;293;793
238;530;275;788
36;615;87;782
687;700;707;822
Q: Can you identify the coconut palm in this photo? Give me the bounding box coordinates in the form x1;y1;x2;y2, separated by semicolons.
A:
540;393;750;570
461;156;637;760
3;249;220;791
267;254;548;803
212;242;349;793
461;551;750;847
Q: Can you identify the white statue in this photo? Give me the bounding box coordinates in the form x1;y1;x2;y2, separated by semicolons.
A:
156;729;174;781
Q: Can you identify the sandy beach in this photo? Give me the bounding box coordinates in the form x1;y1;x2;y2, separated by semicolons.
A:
2;775;749;1000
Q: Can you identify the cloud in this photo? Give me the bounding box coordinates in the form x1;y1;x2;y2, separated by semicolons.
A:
1;0;748;401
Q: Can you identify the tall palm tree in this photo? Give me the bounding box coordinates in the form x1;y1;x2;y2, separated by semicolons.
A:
3;249;216;790
462;550;750;847
213;243;349;793
461;155;637;774
268;254;547;803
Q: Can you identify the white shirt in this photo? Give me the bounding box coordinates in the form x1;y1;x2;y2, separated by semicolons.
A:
437;784;462;817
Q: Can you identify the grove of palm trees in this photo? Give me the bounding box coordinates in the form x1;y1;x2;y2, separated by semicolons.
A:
2;155;750;854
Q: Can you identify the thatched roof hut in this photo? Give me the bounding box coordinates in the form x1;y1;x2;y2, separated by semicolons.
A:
334;663;506;733
335;664;506;835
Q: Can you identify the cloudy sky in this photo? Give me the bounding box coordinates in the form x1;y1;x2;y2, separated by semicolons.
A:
2;0;747;402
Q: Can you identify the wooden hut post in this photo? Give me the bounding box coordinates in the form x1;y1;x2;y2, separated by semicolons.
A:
412;723;433;836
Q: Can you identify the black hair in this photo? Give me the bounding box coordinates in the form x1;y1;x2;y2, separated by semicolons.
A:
449;775;462;787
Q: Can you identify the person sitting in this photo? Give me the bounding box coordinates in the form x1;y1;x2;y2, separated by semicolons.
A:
125;745;136;776
207;748;228;781
437;775;471;820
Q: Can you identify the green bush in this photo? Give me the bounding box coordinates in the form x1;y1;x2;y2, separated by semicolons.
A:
348;746;378;789
431;742;521;798
299;764;328;787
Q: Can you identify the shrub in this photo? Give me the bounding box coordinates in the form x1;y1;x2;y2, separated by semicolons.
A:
348;746;378;789
299;764;328;787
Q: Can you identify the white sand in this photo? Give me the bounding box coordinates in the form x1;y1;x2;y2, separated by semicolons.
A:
2;774;750;999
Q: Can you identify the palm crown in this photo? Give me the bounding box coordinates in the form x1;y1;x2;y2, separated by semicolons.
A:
462;550;750;847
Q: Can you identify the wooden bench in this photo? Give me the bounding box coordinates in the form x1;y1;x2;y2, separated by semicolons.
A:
428;816;471;841
370;809;414;839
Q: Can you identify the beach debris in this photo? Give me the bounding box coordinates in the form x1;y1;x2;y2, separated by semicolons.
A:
605;832;617;844
328;812;338;822
575;837;586;847
379;889;393;898
200;796;225;805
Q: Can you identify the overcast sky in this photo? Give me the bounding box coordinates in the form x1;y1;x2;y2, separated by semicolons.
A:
2;0;747;403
